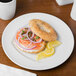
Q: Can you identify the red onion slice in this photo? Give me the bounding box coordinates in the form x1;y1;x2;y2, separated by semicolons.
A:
26;31;34;39
29;37;42;43
15;37;36;50
25;41;32;48
19;27;34;41
19;30;28;40
27;31;42;43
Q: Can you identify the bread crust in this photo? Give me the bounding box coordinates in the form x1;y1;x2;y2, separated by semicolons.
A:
29;19;57;41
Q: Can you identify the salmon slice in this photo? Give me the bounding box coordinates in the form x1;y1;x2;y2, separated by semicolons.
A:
16;28;43;50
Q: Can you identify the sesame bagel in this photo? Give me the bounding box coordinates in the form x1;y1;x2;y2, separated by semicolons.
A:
29;19;57;41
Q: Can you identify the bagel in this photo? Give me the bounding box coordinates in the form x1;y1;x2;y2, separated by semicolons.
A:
29;19;57;41
13;27;46;54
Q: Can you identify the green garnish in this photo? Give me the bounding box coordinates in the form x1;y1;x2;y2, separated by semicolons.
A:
36;36;39;39
28;31;32;38
21;30;25;35
22;36;27;40
32;38;36;41
22;37;25;40
22;30;25;33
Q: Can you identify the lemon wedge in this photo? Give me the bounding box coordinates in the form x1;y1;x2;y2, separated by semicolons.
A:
47;40;61;49
36;40;61;61
36;47;55;61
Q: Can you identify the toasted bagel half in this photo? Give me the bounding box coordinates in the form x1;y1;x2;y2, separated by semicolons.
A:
29;19;57;41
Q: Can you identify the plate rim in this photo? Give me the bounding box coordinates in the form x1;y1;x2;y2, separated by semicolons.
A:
2;12;75;70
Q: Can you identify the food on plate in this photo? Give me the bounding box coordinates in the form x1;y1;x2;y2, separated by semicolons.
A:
13;27;46;53
36;40;61;60
29;19;57;41
36;47;55;60
13;19;61;60
47;40;61;49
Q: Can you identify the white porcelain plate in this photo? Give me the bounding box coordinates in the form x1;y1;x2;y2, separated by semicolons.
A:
2;13;74;70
